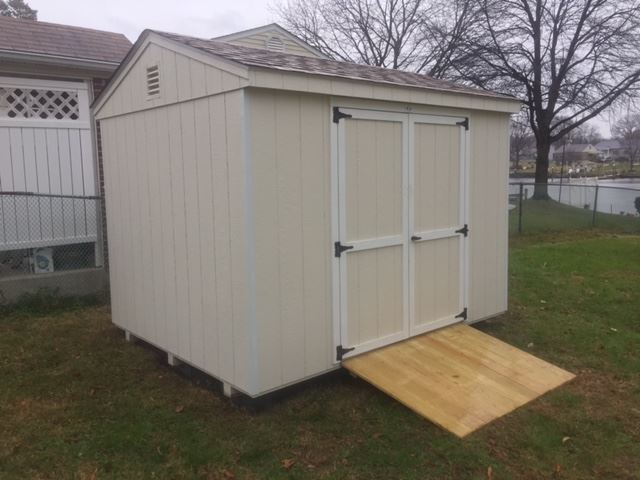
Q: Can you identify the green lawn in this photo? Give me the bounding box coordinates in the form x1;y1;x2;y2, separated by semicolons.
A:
1;235;639;479
510;198;640;236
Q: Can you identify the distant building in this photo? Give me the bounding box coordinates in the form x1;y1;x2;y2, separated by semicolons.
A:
550;143;599;163
595;139;627;161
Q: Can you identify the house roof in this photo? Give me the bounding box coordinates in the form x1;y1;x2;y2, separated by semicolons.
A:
0;16;131;65
559;143;596;153
213;23;328;59
596;139;624;150
154;30;516;101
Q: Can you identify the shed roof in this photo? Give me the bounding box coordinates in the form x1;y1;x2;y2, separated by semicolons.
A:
0;16;131;64
154;30;515;101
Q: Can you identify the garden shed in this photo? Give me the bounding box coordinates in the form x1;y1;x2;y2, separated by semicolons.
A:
93;29;524;402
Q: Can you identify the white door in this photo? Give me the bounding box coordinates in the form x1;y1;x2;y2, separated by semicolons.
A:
409;114;468;335
334;107;468;361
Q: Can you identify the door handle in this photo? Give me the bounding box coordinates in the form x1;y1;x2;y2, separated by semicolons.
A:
411;235;422;241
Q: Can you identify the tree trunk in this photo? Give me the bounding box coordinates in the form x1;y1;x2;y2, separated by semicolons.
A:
534;138;551;199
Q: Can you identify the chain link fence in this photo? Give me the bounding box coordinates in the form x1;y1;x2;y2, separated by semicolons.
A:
509;182;640;235
0;192;107;306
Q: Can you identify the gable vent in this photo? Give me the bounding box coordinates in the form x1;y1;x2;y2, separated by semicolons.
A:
265;36;285;52
146;65;160;97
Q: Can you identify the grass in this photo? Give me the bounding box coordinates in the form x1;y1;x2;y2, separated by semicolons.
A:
1;234;640;479
510;198;640;236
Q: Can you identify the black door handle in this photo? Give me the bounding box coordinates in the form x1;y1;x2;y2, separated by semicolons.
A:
411;235;422;241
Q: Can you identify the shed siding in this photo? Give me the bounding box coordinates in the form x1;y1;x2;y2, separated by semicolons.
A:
248;89;333;393
96;43;249;120
100;90;251;392
467;110;510;321
225;33;319;58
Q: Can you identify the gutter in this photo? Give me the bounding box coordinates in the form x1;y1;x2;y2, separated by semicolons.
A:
0;49;121;73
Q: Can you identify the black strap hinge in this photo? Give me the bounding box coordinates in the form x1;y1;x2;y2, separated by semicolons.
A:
333;107;352;124
334;241;354;257
455;224;469;237
336;345;355;361
456;117;469;130
455;307;468;320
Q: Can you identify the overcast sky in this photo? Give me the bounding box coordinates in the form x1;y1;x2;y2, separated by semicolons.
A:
29;0;276;41
28;0;614;137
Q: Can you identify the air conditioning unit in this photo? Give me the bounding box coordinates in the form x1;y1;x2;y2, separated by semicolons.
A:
32;248;54;274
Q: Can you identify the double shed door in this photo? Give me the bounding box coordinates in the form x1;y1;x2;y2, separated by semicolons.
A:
335;107;468;361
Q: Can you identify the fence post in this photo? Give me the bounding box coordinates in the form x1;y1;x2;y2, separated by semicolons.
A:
518;183;524;234
592;184;599;227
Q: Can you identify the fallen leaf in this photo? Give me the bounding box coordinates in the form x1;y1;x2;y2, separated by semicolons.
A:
540;299;547;304
89;389;95;397
372;432;383;439
527;342;534;348
487;465;493;479
221;469;235;479
281;458;295;470
610;327;618;332
175;405;184;413
562;436;571;444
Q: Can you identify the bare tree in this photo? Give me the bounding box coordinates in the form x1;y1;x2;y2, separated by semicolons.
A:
571;123;603;145
510;112;535;169
0;0;37;19
613;113;640;170
275;0;481;78
466;0;640;198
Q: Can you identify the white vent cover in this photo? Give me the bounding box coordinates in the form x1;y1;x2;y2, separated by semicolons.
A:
265;36;285;52
146;65;160;97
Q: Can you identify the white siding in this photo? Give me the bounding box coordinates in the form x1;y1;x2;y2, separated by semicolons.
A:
100;90;252;392
248;90;333;393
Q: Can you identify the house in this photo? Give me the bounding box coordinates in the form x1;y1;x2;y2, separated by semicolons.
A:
213;23;328;58
0;16;130;298
93;27;522;403
596;139;627;161
550;143;599;163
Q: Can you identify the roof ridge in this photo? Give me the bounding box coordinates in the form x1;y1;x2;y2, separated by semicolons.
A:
0;15;129;39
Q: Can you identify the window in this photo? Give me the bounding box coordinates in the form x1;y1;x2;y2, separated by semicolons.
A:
265;36;285;52
146;65;160;98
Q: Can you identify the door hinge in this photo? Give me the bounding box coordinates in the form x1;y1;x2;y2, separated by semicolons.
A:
455;307;468;320
333;107;352;124
336;345;355;361
455;224;469;237
334;241;354;257
456;117;469;130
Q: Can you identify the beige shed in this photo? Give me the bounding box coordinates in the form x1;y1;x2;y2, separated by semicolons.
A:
93;29;521;399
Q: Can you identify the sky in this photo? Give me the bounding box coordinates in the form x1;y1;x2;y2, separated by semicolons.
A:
27;0;614;137
28;0;276;41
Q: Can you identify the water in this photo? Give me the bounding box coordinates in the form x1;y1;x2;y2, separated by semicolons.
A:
509;178;640;216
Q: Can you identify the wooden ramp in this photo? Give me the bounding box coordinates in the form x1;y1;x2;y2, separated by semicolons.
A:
343;324;575;437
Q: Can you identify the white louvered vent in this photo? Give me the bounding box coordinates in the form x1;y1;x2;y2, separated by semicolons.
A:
146;65;160;98
265;36;285;52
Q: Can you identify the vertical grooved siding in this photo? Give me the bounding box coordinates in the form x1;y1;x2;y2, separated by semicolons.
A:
249;90;332;393
100;89;250;392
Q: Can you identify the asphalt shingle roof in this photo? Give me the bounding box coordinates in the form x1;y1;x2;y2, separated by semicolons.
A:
153;30;515;100
0;16;131;64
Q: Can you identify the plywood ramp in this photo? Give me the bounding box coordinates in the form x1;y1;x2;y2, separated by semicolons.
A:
343;324;575;437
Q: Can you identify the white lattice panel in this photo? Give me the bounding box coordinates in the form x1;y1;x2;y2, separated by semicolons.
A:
0;87;80;120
